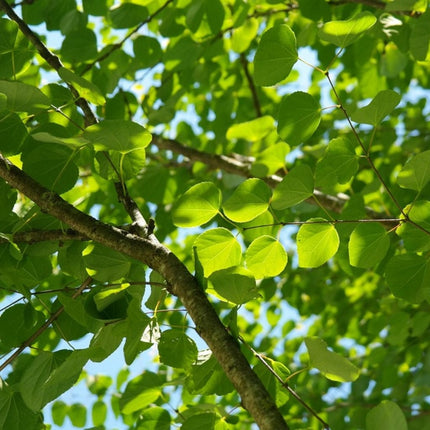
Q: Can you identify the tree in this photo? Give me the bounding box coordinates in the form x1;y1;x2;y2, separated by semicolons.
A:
0;0;429;428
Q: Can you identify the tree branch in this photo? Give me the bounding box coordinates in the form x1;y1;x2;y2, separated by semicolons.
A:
0;276;92;372
151;135;386;218
240;53;262;118
0;153;289;429
0;0;97;126
0;229;88;245
80;0;175;76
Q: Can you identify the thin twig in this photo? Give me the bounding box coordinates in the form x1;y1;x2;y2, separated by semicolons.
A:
239;335;330;430
242;218;403;230
0;277;92;373
325;72;407;216
0;0;97;126
80;0;175;76
240;53;262;117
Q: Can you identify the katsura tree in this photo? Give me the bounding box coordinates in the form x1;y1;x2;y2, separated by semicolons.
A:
0;0;429;429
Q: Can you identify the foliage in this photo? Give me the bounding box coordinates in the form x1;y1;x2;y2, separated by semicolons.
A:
0;0;430;429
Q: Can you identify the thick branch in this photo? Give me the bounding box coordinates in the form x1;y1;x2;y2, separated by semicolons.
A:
152;135;386;217
0;229;88;244
0;153;289;429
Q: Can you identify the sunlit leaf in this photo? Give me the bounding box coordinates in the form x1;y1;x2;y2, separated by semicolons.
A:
305;337;360;382
277;91;321;146
119;372;162;414
223;178;271;222
271;164;314;210
385;254;430;303
318;11;377;48
172;182;221;227
208;266;258;304
254;24;298;86
0;80;50;113
194;228;242;277
158;329;198;369
366;400;407;430
397;150;430;191
297;219;339;268
58;67;105;105
351;90;401;126
246;236;288;279
226;115;275;142
349;223;390;268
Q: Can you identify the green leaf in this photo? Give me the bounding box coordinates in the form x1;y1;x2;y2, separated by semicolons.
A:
0;80;50;113
133;36;163;69
21;143;79;194
396;201;430;252
67;403;86;427
397;150;430;191
83;243;131;282
271;164;314;210
351;90;401;126
304;337;360;382
208;266;258;305
58;67;105;105
0;382;41;430
194;228;242;277
172;182;221;227
385;254;430;303
93;283;130;312
205;0;225;34
85;285;130;322
318;11;377;48
158;329;198;369
277;92;321;146
226;115;275;142
119;372;162;414
20;349;89;411
366;400;407;430
223;178;272;222
315;137;358;190
182;413;219;430
109;3;148;29
186;0;225;34
297;219;340;268
0;19;34;79
253;358;290;407
245;236;288;279
136;407;171;430
254;24;298;86
250;142;290;177
51;401;68;426
92;400;107;426
123;300;152;365
231;18;259;53
0;303;45;348
83;119;151;153
409;9;430;60
348;223;390;268
187;353;234;396
61;29;98;63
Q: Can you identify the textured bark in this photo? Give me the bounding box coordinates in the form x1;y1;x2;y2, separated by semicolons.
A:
0;154;288;429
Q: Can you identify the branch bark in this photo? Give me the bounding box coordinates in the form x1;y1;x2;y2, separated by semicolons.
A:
0;153;289;429
152;135;387;218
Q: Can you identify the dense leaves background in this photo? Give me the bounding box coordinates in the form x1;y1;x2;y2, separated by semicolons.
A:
0;0;430;429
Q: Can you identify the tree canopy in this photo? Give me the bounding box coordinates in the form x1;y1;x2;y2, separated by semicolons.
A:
0;0;430;429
